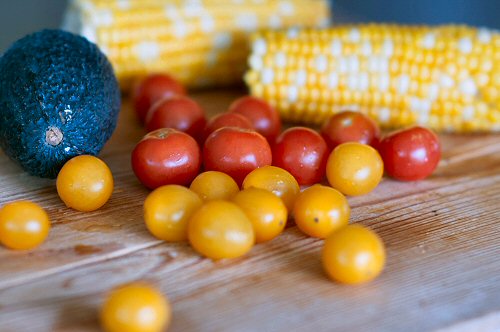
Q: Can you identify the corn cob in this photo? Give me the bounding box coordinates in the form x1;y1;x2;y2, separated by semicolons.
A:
62;0;331;90
245;24;500;133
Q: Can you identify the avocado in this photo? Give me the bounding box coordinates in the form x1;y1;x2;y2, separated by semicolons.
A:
0;29;120;178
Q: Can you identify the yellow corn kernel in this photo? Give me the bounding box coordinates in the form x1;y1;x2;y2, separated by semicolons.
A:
63;0;331;90
245;24;500;132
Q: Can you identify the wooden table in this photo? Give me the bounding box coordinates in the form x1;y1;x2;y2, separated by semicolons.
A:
1;90;499;332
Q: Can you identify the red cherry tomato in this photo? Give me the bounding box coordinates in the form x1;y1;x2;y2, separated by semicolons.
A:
203;127;272;185
202;113;254;143
228;96;282;143
133;74;186;123
272;127;329;185
378;126;441;181
321;111;380;150
145;95;206;142
131;128;201;189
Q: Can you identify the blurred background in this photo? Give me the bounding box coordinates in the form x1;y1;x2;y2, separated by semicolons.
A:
0;0;67;52
1;0;500;53
333;0;500;26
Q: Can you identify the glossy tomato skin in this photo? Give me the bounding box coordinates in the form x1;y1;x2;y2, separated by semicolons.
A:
144;185;203;242
272;127;329;185
188;200;255;260
133;74;186;123
326;143;384;196
189;171;240;201
228;96;282;143
232;187;287;243
378;126;441;181
131;128;201;189
57;155;114;212
321;111;380;150
293;185;350;239
101;283;171;332
145;95;206;142
242;165;300;212
203;127;272;185
0;201;51;250
322;225;386;284
202;112;254;143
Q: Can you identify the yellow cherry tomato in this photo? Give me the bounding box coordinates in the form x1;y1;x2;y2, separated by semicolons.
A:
242;165;299;211
101;283;171;332
293;185;350;239
188;200;254;260
232;187;287;243
0;201;50;250
144;185;203;242
326;142;383;196
56;155;114;212
189;171;239;201
322;224;386;284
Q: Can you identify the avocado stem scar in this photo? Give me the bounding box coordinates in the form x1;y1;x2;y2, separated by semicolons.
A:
45;127;63;146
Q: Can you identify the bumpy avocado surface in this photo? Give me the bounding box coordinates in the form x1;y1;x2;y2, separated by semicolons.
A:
0;29;120;178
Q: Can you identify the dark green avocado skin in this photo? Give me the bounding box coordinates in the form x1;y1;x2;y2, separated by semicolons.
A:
0;29;120;178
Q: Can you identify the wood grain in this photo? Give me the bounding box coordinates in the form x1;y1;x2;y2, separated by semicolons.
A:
0;90;499;332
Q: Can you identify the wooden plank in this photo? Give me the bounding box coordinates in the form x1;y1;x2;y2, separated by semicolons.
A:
436;313;500;332
0;90;499;331
1;172;499;331
0;90;243;289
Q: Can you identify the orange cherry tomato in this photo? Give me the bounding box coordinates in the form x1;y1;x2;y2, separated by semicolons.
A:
188;200;254;260
322;224;386;284
232;188;287;243
101;282;171;332
293;185;350;239
0;201;50;250
189;171;240;201
57;155;114;212
133;73;186;123
242;165;299;212
326;142;383;196
144;185;203;242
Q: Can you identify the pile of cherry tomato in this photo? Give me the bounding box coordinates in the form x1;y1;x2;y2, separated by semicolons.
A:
131;75;440;193
0;72;442;332
129;73;441;281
